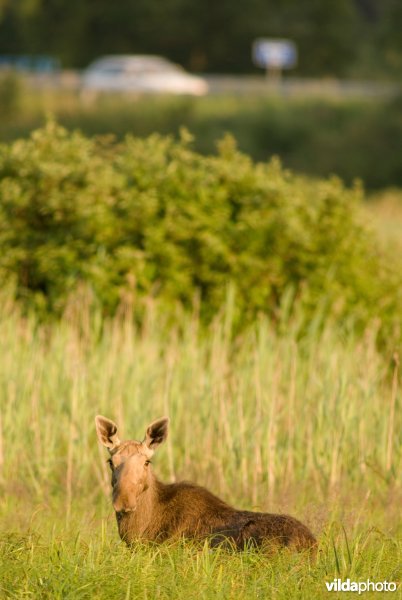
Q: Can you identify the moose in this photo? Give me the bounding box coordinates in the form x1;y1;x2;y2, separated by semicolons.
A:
95;415;316;552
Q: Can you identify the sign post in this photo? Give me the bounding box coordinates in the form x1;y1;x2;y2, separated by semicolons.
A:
252;38;297;81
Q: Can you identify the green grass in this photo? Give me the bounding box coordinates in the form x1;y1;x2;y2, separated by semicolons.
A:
0;295;400;597
0;524;400;599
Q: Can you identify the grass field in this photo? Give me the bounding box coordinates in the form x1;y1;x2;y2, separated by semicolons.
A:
0;291;400;598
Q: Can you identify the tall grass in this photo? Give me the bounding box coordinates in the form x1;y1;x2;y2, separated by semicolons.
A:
0;530;400;599
366;189;402;253
0;294;400;597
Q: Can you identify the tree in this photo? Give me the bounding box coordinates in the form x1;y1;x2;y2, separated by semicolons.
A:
0;0;401;76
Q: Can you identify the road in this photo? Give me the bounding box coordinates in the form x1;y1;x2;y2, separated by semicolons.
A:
27;71;400;99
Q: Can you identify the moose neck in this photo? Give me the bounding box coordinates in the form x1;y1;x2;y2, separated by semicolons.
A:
116;469;166;543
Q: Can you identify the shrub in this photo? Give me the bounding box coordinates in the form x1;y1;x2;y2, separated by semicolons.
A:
0;72;24;120
0;121;400;342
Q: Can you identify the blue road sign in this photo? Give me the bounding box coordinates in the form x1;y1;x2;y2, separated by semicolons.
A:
252;39;297;70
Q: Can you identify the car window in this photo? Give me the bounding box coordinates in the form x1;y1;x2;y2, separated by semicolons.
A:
97;65;125;75
88;57;187;76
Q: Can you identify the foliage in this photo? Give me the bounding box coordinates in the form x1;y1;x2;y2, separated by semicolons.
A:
0;72;24;120
1;0;402;78
0;121;401;343
2;93;402;190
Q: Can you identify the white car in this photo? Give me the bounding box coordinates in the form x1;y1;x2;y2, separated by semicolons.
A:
81;55;208;97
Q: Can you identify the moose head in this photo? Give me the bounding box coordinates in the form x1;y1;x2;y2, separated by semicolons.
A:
95;415;169;513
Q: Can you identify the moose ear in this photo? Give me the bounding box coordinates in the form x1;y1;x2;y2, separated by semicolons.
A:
144;417;169;449
95;415;121;450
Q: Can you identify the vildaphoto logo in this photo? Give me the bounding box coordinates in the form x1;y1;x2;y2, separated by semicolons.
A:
325;578;398;594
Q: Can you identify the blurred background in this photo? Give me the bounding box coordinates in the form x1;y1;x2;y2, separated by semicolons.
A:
2;0;402;75
0;5;401;594
1;0;402;188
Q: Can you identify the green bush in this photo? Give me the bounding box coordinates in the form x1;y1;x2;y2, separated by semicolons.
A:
0;121;401;341
0;72;24;120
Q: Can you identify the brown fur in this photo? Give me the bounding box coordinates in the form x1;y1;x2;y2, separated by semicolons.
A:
95;415;317;553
